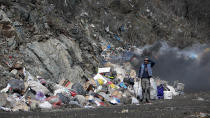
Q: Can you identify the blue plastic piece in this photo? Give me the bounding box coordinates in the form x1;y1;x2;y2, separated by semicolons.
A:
107;45;111;49
157;84;164;99
119;82;127;89
114;35;121;41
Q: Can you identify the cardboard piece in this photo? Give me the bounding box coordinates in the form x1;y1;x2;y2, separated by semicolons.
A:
98;67;111;73
93;74;107;84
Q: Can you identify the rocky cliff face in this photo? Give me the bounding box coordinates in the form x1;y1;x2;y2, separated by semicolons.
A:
0;0;209;88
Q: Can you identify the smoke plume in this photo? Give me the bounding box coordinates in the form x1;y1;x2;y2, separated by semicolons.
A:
132;42;210;92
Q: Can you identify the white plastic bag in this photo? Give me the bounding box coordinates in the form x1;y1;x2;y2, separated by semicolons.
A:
54;88;70;97
177;83;184;91
39;101;52;109
1;84;11;93
134;81;142;99
167;85;179;96
150;78;157;99
23;68;34;81
0;107;12;112
28;81;49;95
131;97;139;104
164;91;172;99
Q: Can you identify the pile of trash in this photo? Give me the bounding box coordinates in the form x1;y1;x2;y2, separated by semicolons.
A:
0;61;184;112
101;46;134;64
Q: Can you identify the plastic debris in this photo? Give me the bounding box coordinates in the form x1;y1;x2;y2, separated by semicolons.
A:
0;107;12;112
107;45;111;49
97;79;105;85
150;78;157;99
28;81;50;95
39;101;52;109
1;84;11;93
167;85;179;96
110;97;120;105
36;92;46;101
164;91;173;99
134;81;142;99
57;93;71;104
71;83;86;95
70;90;77;97
196;97;205;101
131;97;139;104
0;59;185;112
94;73;108;84
176;83;184;92
114;35;121;41
9;79;25;93
75;95;86;106
119;82;127;89
59;79;73;89
23;68;34;81
121;109;129;113
98;67;111;74
157;85;164;99
12;102;29;111
46;96;62;107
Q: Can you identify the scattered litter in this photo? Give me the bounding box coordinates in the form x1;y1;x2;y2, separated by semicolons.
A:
107;45;111;49
39;101;52;109
119;82;127;89
167;85;178;96
197;112;210;118
121;109;128;113
9;79;25;93
176;83;184;93
196;97;205;101
150;78;157;99
1;84;11;93
36;92;46;101
98;67;111;74
94;73;108;84
0;107;12;112
71;83;86;95
84;105;95;108
157;85;164;99
12;102;29;111
164;91;173;100
59;79;73;89
28;81;50;95
110;97;120;105
134;81;142;99
131;97;139;104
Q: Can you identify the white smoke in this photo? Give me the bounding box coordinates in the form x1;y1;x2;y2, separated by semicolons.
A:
132;41;210;92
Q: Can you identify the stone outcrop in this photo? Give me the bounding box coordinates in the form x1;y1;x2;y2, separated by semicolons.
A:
22;35;84;83
0;0;209;88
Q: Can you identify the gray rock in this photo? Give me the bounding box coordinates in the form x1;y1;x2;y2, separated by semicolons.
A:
7;36;16;47
109;0;133;14
0;14;3;20
23;35;84;83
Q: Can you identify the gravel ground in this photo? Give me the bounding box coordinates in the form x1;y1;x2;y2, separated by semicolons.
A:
0;92;209;118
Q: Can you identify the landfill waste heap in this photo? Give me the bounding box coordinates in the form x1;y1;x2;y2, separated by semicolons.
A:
0;61;185;111
0;0;209;112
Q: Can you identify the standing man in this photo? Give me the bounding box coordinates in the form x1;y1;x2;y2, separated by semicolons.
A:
138;57;155;103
